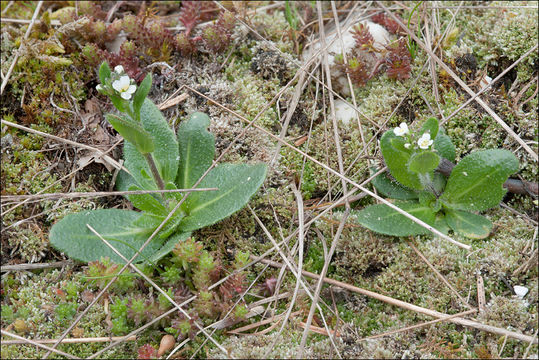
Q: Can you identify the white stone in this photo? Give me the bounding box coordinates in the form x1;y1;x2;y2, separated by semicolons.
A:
514;285;529;299
334;99;357;125
304;20;390;66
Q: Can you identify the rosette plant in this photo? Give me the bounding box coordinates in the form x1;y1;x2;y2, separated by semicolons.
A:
50;62;267;264
356;117;519;239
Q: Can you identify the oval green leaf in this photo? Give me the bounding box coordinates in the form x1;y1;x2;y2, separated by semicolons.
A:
440;149;519;211
123;99;179;188
445;209;492;239
419;117;439;140
380;130;422;190
180;163;267;232
176;112;215;189
106;114;155;154
98;62;111;85
408;151;440;174
49;209;164;264
370;168;418;200
354;200;437;236
133;73;152;120
433;129;456;162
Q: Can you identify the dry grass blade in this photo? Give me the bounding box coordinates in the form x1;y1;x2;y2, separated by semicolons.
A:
260;256;538;344
360;309;477;341
0;187;218;203
1;330;80;359
1;261;71;272
1;335;136;345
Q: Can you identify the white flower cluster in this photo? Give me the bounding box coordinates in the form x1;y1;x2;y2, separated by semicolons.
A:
96;65;137;100
393;122;434;150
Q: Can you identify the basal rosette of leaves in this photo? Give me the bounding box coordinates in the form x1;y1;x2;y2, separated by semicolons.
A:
356;117;519;239
49;62;267;264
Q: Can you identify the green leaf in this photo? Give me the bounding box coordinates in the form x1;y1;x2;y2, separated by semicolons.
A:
180;163;267;232
139;98;179;183
126;185;167;216
49;209;165;264
419;117;439;140
98;62;111;85
408;151;440;174
433;129;455;162
434;213;450;235
148;231;191;263
116;169;136;193
109;95;128;114
440;149;519;211
131;206;185;239
106;114;155;154
354;200;437;236
176;112;215;189
133;73;152;120
370;168;418;200
123;99;179;189
445;209;492;239
380;130;422;190
164;182;183;202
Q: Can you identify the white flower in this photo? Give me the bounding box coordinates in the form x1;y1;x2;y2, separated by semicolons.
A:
114;65;125;74
404;143;411;149
112;75;137;100
417;133;434;149
394;122;409;136
96;84;103;91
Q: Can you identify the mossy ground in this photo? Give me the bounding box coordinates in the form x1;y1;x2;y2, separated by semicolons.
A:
1;1;537;359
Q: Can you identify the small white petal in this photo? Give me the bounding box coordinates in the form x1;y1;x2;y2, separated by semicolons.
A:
514;285;529;299
126;84;137;94
404;143;411;149
114;65;125;74
96;84;103;91
112;79;123;92
121;92;132;100
394;122;409;136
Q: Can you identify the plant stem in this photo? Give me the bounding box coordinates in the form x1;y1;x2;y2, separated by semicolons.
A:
144;153;166;191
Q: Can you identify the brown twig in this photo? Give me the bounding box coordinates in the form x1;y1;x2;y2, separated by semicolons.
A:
1;335;136;345
1;261;72;272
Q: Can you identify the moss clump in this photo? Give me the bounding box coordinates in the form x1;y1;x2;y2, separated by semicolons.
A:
207;326;336;359
0;269;133;358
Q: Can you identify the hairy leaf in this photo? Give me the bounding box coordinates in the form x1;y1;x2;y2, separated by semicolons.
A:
180;163;267;232
176;112;215;189
433;129;455;162
354;200;437;236
49;209;163;264
371;168;418;200
440;149;518;211
123;99;179;189
445;209;492;239
126;185;167;216
408;151;440;174
106;114;154;154
380;130;422;190
419;117;439;139
133;73;152;120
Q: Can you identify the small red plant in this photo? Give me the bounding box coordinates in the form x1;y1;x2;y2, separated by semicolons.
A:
137;344;157;359
371;12;404;35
